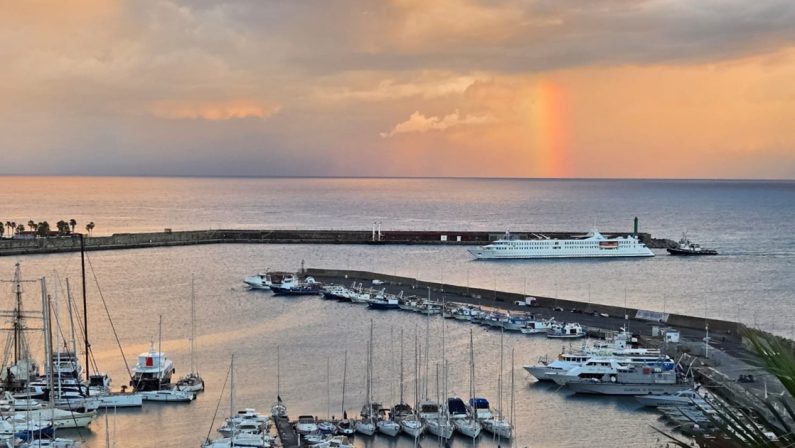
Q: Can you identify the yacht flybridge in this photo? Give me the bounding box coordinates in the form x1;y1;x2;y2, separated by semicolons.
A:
468;229;654;259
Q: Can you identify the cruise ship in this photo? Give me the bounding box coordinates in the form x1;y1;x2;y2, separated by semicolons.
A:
467;230;654;259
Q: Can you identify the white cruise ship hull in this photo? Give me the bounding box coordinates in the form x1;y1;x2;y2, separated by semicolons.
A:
468;249;654;259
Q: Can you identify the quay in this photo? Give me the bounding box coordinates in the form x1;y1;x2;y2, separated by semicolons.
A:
274;413;299;448
0;228;673;257
305;268;795;395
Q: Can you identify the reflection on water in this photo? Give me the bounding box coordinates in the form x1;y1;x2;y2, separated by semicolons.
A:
2;246;671;447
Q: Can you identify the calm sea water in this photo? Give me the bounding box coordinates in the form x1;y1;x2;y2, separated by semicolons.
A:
1;176;794;447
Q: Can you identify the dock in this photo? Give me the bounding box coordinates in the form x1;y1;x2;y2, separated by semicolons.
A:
0;228;673;257
274;414;299;448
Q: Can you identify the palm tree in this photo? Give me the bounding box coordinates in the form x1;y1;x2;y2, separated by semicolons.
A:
4;222;10;236
0;223;4;239
69;219;77;234
660;329;795;447
27;221;37;234
15;224;24;234
56;220;68;235
85;222;95;236
10;222;16;236
36;221;50;237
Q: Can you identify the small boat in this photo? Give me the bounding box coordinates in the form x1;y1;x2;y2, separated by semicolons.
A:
520;318;556;335
468;397;493;421
399;415;424;438
376;412;400;437
634;388;709;407
270;278;322;296
482;417;512;439
667;233;718;256
317;420;336;434
130;342;175;392
335;417;354;436
176;277;205;393
295;415;319;435
546;322;586;339
367;296;400;310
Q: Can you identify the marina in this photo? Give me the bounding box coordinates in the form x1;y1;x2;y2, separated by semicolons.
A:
0;177;791;447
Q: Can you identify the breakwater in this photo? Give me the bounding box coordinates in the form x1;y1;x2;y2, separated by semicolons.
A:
0;229;673;256
305;267;743;337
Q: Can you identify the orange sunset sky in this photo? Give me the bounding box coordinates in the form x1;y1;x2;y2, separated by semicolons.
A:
1;0;794;179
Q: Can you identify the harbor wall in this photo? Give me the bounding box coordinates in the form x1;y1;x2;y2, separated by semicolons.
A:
305;267;745;336
0;229;672;256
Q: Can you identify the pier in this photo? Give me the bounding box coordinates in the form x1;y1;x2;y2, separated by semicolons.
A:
0;228;673;257
274;414;299;448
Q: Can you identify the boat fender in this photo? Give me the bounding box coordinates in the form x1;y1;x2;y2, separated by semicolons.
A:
610;375;617;383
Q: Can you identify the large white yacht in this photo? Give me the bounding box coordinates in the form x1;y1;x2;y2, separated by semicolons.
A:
467;230;654;259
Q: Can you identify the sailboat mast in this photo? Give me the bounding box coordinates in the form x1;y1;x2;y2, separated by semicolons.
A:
230;354;236;444
66;278;77;356
81;233;90;382
13;263;22;366
510;347;515;429
424;298;429;399
41;278;55;407
158;315;163;385
498;327;504;418
190;274;196;375
276;345;281;401
341;350;347;415
327;356;330;420
399;328;404;404
469;329;475;405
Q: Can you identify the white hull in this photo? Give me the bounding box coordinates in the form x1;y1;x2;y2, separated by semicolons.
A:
97;392;143;408
399;420;424;438
14;408;97;429
469;251;654;259
355;421;375;436
567;381;690;396
481;418;512;439
453;419;481;438
425;420;454;439
140;390;195;402
376;420;400;437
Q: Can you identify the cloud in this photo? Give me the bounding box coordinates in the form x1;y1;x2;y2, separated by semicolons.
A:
150;101;280;121
380;109;490;138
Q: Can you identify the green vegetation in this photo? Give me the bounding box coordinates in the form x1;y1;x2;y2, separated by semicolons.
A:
0;218;88;238
660;330;795;447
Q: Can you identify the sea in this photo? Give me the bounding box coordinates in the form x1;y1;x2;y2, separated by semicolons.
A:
1;176;793;447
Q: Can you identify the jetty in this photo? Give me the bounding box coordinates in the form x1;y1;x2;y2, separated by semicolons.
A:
274;414;299;448
0;228;673;257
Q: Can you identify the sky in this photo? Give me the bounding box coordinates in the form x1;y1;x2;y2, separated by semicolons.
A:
1;0;794;179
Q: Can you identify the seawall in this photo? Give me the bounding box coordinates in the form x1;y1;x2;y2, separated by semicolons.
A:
305;267;743;336
0;229;673;257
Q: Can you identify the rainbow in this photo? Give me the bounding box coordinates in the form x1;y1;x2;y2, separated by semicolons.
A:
531;79;567;178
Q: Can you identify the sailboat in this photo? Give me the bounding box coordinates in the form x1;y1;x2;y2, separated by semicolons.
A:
355;321;377;436
481;328;512;440
9;278;97;429
376;328;400;437
399;328;424;439
335;351;354;436
0;263;40;390
451;329;481;438
425;301;453;440
176;276;205;393
204;355;271;448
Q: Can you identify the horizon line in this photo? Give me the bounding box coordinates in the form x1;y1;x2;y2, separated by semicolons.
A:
0;174;793;182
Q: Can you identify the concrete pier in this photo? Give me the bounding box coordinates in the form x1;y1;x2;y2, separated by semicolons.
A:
0;229;673;257
274;414;299;448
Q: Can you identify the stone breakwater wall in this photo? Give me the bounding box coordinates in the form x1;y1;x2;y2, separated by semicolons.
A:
305;267;744;336
0;229;672;256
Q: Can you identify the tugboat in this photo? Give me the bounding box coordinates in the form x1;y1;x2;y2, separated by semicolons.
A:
667;233;718;256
